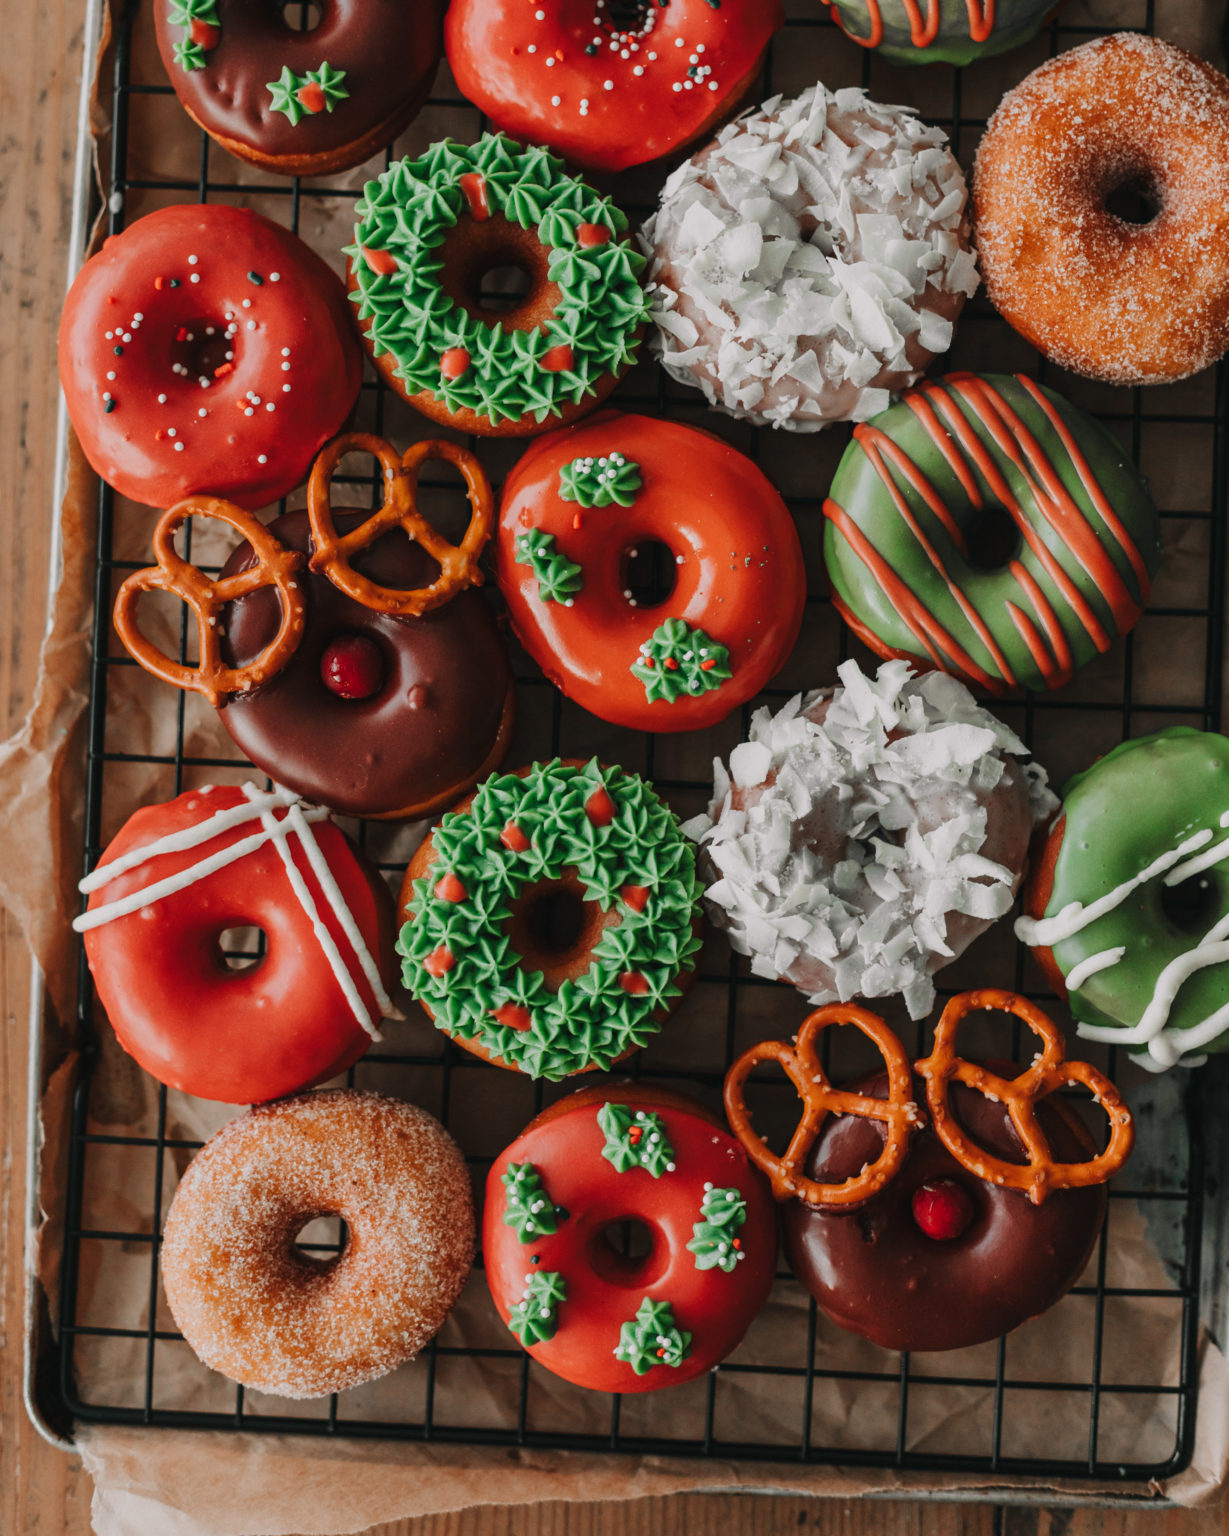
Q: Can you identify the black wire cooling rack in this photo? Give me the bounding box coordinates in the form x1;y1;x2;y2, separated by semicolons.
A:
50;0;1225;1486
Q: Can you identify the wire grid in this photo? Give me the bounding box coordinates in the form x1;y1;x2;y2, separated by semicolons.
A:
53;0;1222;1484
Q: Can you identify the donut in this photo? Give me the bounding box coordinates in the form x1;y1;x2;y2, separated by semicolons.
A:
817;0;1060;67
345;135;649;438
639;83;978;431
218;509;514;820
73;784;397;1104
1018;728;1229;1072
161;1090;474;1397
494;412;806;733
444;0;784;175
821;373;1162;694
782;1068;1106;1351
683;658;1057;1020
973;34;1229;385
483;1084;776;1393
58;204;361;510
154;0;445;177
397;759;703;1079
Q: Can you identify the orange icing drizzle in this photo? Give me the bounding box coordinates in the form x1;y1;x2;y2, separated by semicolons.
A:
823;0;995;49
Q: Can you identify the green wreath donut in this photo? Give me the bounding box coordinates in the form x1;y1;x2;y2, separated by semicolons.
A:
397;759;703;1079
345;134;649;432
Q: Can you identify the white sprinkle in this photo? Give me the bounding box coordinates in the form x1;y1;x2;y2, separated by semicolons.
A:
247;321;256;330
101;392;111;401
157;393;167;403
174;441;184;451
546;55;555;66
266;401;275;411
244;407;254;416
675;36;684;46
283;383;291;392
187;254;198;264
528;42;536;52
269;272;280;282
535;6;544;14
633;65;644;75
242;298;252;308
105;331;113;339
198;407;207;417
281;347;290;357
167;427;176;437
257;454;268;464
603;79;613;90
696;43;705;53
551;94;561;106
190;273;200;283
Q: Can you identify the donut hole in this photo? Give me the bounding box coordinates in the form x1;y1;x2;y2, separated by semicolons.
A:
473;263;534;317
291;1213;347;1269
169;319;235;391
604;0;655;35
622;540;678;610
963;504;1021;572
588;1216;667;1286
1104;173;1163;228
506;877;615;990
279;0;323;31
216;925;265;976
1159;873;1220;935
437;218;561;333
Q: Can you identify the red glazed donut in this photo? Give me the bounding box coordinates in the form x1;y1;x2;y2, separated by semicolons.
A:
154;0;445;177
495;413;806;733
484;1084;776;1393
445;0;784;175
74;784;397;1104
58;204;362;510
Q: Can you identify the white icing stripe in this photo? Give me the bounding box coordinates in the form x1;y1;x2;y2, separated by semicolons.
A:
79;785;299;893
1163;832;1229;887
1063;945;1126;992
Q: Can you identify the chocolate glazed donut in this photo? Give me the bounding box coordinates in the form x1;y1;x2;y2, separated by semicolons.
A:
784;1071;1106;1352
218;510;514;820
154;0;445;177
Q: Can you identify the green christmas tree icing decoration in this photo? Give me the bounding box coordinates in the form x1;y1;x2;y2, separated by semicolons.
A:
266;61;349;125
501;1162;560;1243
558;452;642;509
169;0;220;71
515;528;583;605
686;1183;747;1273
614;1297;692;1375
631;618;732;705
598;1103;676;1177
507;1270;567;1345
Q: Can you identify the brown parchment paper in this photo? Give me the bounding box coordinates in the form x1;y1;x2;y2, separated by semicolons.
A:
7;0;1229;1529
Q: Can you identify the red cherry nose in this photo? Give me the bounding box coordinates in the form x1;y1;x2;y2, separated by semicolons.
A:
911;1179;975;1242
321;634;384;700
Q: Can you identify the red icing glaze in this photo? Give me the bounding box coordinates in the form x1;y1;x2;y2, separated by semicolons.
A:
911;1178;975;1241
435;872;467;903
621;884;650;913
58;205;362;510
496;412;806;733
577;223;611;248
424;945;455;977
320;634;384;700
362;246;399;276
440;347;471;379
458;172;490;221
824;0;995;50
585;785;615;826
445;0;784;174
541;345;574;374
500;822;531;853
494;1002;533;1031
80;785;394;1104
483;1085;777;1393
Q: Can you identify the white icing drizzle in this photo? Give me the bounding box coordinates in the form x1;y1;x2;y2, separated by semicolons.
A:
1063;945;1127;993
639;83;979;432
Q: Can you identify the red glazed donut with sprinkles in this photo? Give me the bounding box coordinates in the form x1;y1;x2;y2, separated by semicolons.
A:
484;1084;777;1393
445;0;785;175
59;204;362;510
495;412;806;732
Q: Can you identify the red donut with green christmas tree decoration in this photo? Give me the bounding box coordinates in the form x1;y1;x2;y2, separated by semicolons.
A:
483;1083;777;1393
495;412;806;733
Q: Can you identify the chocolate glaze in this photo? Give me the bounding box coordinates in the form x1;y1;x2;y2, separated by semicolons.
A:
219;510;512;818
783;1070;1106;1353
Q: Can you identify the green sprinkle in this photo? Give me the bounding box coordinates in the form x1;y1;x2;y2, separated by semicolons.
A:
247;271;264;285
103;399;116;413
113;346;123;355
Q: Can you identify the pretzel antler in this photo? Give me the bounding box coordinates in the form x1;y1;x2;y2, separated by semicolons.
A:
723;1003;920;1208
306;432;494;616
915;989;1135;1206
113;499;306;707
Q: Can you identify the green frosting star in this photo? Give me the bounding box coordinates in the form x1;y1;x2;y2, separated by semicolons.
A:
631;619;732;705
598;1103;676;1177
501;1162;560;1243
614;1298;692;1375
266;61;349;126
507;1270;566;1346
168;0;219;71
515;528;583;604
559;452;642;509
686;1184;747;1272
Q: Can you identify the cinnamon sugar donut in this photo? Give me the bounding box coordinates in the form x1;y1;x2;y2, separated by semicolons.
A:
973;34;1229;385
161;1091;474;1398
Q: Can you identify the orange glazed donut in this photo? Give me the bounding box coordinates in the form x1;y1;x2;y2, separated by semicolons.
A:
974;34;1229;385
161;1091;475;1398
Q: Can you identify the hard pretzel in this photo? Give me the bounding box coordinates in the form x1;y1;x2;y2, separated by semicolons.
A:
113;499;306;707
306;432;494;616
915;989;1135;1206
723;1003;920;1209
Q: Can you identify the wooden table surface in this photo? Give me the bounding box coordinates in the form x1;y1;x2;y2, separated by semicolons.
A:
3;5;1226;1534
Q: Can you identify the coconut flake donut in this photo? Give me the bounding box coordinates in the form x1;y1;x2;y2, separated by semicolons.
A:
684;659;1057;1019
154;0;445;177
640;83;979;431
58;204;361;509
973;34;1229;385
495;412;806;733
74;784;397;1104
445;0;783;175
484;1084;776;1393
161;1090;474;1398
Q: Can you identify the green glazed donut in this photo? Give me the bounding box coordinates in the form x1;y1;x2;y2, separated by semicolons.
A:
822;0;1061;67
822;372;1161;695
1017;728;1229;1072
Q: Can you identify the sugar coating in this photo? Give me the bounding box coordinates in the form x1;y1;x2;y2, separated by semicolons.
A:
161;1091;475;1399
974;32;1229;385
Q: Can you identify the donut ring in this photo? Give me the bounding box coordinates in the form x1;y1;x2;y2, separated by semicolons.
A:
818;0;1059;67
973;34;1229;385
75;784;397;1104
58;204;362;510
483;1084;777;1394
445;0;783;174
161;1090;474;1398
155;0;445;177
495;412;806;733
